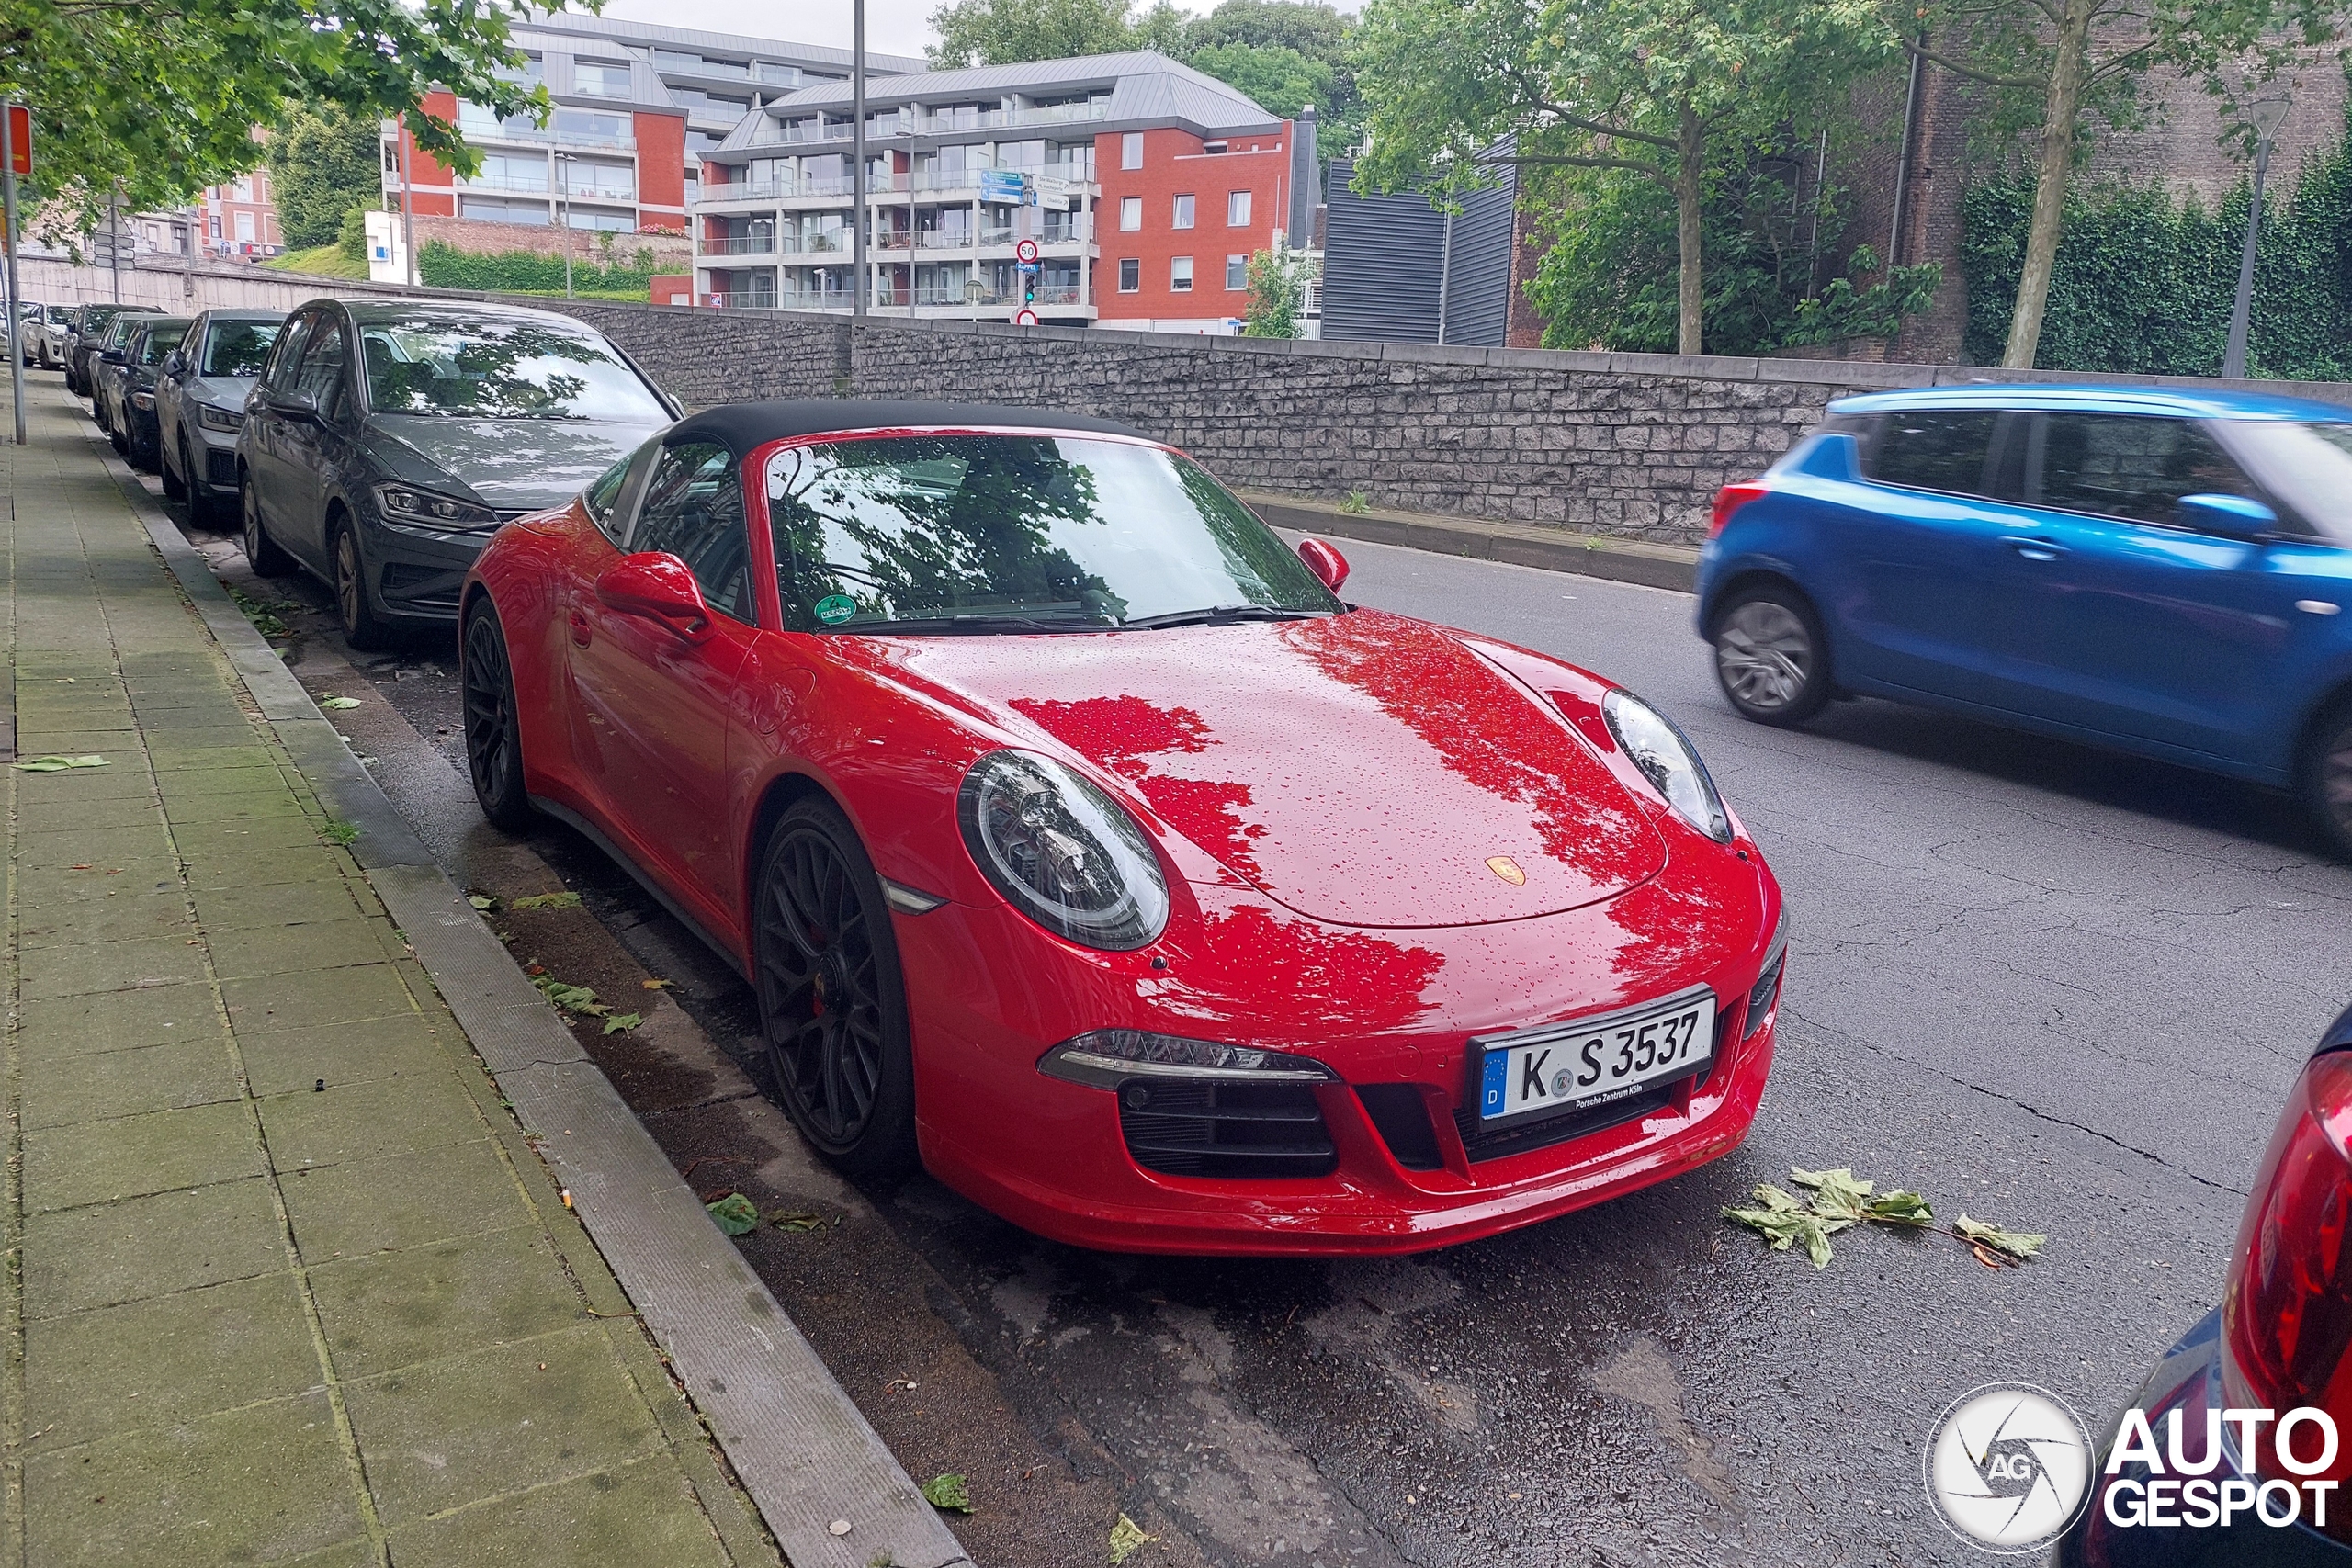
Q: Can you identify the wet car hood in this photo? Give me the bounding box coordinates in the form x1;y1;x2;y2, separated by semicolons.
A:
370;415;652;512
888;609;1670;929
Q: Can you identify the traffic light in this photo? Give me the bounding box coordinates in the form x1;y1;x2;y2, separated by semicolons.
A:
1023;276;1035;307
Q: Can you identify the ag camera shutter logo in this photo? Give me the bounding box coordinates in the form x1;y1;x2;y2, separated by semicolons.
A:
1923;1382;2093;1552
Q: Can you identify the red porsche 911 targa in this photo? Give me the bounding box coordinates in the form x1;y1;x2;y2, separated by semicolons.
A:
458;400;1787;1255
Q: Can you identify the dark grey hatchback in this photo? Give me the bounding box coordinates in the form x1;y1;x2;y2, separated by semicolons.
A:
239;298;676;647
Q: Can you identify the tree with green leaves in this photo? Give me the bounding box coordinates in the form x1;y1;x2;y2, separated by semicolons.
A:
1914;0;2341;368
0;0;567;241
267;105;383;251
927;0;1139;67
1241;247;1309;335
1353;0;1897;355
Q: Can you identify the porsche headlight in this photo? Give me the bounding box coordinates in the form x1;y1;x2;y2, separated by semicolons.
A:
957;750;1169;951
1602;688;1731;842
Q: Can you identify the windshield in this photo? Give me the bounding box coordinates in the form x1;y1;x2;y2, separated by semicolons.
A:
201;320;278;377
136;323;188;366
2221;421;2352;543
358;314;668;421
764;434;1344;633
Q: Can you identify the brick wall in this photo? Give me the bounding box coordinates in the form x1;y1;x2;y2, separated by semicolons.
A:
534;302;2352;547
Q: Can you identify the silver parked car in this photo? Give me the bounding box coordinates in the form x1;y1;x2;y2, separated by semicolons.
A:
239;298;676;648
157;309;284;525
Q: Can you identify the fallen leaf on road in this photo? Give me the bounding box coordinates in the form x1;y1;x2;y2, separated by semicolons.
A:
511;891;582;910
641;977;670;990
706;1193;760;1235
466;894;496;911
601;1012;641;1035
1954;1213;2047;1261
1724;1166;2043;1271
15;755;107;772
770;1211;828;1233
1110;1514;1158;1564
922;1473;975;1514
317;695;361;710
530;972;610;1018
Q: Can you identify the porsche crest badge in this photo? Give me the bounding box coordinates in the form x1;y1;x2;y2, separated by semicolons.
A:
1486;855;1527;886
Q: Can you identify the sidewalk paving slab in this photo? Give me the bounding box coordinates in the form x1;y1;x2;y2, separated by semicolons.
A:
5;380;806;1568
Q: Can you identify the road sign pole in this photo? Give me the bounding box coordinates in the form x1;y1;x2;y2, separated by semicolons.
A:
3;103;25;446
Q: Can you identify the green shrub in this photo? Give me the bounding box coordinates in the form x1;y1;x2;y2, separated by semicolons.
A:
414;240;662;297
1962;96;2352;378
335;205;369;264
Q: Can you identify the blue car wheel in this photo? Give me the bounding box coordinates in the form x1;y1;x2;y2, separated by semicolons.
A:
1713;584;1833;725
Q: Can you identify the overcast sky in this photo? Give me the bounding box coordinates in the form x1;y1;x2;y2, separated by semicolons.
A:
594;0;1344;67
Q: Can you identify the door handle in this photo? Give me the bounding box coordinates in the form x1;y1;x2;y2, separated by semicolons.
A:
1999;536;2068;562
568;607;592;648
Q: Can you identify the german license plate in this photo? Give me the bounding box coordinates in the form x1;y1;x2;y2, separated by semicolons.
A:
1476;987;1716;1124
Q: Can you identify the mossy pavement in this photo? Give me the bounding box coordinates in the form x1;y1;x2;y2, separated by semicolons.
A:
1;379;782;1568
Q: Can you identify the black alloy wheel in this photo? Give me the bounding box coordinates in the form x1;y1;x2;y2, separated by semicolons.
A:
2304;701;2352;861
1713;583;1833;726
460;602;533;829
331;524;390;650
241;478;292;576
754;800;918;1178
183;437;219;526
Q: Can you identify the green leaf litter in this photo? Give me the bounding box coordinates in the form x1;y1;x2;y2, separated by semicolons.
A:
706;1193;759;1236
1724;1166;2042;1270
601;1012;642;1035
921;1473;974;1513
1109;1514;1158;1565
511;891;582;910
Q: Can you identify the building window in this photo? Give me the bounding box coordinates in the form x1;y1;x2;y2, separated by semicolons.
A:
1225;254;1247;289
1172;194;1194;229
577;61;632;98
1121;131;1143;170
1118;258;1139;292
1228;191;1250;227
1119;196;1140;231
234;211;255;243
233;176;254;201
1170;256;1193;292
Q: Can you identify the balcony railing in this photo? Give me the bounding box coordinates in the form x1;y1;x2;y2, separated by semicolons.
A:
915;229;972;249
706;290;777;309
779;288;854;309
560;183;637;202
459;174;552;195
702;235;776;254
777;234;846;255
699;181;790;203
912;285;1093;308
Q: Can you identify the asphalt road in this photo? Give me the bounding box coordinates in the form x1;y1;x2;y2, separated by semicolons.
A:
131;432;2352;1566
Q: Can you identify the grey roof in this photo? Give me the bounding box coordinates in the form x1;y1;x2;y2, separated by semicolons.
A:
517;10;925;76
745;51;1283;138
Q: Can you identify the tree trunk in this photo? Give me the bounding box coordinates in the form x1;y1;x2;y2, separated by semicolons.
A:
2004;0;2092;368
1675;106;1703;355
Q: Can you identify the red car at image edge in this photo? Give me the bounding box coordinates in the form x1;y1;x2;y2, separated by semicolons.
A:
457;400;1788;1255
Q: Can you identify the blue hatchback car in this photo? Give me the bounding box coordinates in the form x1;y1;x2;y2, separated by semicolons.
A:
1696;386;2352;854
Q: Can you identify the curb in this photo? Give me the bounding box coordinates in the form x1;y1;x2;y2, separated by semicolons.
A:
95;440;970;1568
1240;491;1701;592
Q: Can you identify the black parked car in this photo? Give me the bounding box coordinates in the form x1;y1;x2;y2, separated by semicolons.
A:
66;304;156;398
239;297;674;648
106;317;191;470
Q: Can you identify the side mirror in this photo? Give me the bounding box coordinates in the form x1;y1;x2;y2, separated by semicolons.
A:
161;351;187;377
1296;536;1350;594
2176;492;2278;538
98;348;125;364
596;551;715;641
263;388;321;423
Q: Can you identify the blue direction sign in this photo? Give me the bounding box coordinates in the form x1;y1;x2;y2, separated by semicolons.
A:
979;169;1027;205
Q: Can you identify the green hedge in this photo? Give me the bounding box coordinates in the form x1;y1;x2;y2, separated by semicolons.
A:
1962;106;2352;377
415;240;663;299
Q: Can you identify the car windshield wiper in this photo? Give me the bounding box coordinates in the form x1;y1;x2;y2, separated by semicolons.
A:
843;613;1119;635
1117;604;1328;631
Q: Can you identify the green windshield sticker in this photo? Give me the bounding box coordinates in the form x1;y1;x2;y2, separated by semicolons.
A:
813;593;856;626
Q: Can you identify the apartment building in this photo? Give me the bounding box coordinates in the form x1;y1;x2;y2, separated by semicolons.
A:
199;170;283;259
383;15;922;239
692;52;1294;330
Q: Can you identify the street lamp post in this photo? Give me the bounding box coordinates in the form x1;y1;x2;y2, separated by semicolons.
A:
852;0;866;319
2222;94;2292;380
555;152;575;298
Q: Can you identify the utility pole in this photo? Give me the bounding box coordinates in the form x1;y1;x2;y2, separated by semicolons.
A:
182;204;196;299
108;183;121;303
852;0;866;318
2;103;23;446
557;152;574;297
395;117;418;288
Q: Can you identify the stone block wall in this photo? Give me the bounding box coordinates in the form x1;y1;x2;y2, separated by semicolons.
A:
539;302;2352;547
